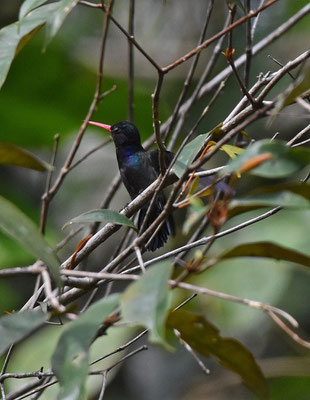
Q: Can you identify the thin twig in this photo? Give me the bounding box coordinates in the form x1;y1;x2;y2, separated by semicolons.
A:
174;329;210;375
296;97;310;113
173;294;197;311
40;133;59;234
170;280;298;329
41;0;114;215
41;269;65;313
162;0;279;72
268;54;296;80
244;0;252;88
97;371;107;400
0;382;6;400
125;206;282;274
164;4;310;129
287;123;310;147
134;246;145;274
107;13;161;71
55;227;83;252
268;311;310;349
167;14;230;150
127;0;135;121
152;71;166;173
79;0;101;8
68;139;111;172
90;329;148;366
163;0;215;142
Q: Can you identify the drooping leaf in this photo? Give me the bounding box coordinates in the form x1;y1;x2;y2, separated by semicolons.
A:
167;310;267;399
44;0;79;48
63;209;137;230
172;132;211;177
52;294;119;400
0;142;52;171
0;196;60;285
222;140;310;178
229;191;310;218
121;261;173;348
0;310;48;355
0;3;57;89
19;0;49;20
215;241;310;268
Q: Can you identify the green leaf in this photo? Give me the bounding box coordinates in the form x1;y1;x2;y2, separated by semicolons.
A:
215;241;310;268
19;0;49;20
269;377;310;400
0;196;60;285
223;140;310;178
0;310;48;354
121;261;173;348
172;132;211;177
63;209;137;230
52;294;119;400
229;191;310;218
44;0;79;48
0;142;52;171
0;3;57;89
167;310;267;399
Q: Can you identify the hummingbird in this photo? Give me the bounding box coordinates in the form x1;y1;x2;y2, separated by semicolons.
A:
88;120;175;251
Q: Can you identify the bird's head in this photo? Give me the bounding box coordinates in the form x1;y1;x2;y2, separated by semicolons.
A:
88;120;141;147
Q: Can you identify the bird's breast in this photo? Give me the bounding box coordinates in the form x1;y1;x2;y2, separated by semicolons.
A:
124;153;140;168
118;151;158;199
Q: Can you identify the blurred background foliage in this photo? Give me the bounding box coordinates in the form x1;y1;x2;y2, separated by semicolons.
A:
1;0;310;399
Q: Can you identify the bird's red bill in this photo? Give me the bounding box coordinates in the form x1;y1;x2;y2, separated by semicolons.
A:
88;121;111;131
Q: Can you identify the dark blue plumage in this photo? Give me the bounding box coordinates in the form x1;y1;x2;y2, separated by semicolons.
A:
89;120;174;251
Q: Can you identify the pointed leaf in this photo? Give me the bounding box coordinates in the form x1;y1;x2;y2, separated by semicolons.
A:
0;3;57;89
217;241;310;268
223;140;310;178
19;0;49;19
0;142;52;171
172;132;211;177
0;196;60;285
44;0;79;48
52;294;119;400
63;209;137;230
0;310;48;354
167;310;267;399
121;261;173;348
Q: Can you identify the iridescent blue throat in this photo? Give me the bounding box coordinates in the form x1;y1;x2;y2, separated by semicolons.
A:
123;147;140;167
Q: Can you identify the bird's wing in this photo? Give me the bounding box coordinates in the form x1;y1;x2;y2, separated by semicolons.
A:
149;149;175;173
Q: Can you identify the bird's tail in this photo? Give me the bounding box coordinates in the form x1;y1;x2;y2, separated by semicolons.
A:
138;195;174;252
